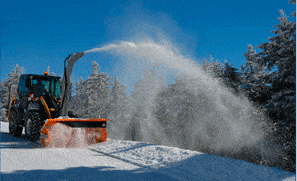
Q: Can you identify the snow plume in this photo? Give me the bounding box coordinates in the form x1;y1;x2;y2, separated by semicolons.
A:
84;40;277;162
46;123;87;148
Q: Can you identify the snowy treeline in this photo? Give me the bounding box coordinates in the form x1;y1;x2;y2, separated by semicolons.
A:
69;61;131;140
198;7;295;172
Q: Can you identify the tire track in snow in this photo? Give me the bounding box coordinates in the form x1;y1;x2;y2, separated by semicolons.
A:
88;146;185;181
87;139;296;181
87;140;201;181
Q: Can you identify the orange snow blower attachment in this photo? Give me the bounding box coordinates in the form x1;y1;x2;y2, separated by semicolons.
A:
41;118;107;147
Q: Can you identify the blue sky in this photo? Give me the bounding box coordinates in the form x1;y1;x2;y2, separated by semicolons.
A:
1;0;295;91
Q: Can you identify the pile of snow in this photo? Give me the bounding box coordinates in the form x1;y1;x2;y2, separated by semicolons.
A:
90;139;296;181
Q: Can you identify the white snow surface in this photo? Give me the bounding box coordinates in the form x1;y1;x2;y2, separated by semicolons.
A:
1;121;295;181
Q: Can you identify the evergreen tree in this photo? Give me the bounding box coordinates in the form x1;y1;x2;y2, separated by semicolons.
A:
69;77;85;116
127;67;165;143
202;58;241;93
219;62;241;93
0;65;23;122
70;61;112;119
201;56;222;79
108;72;131;139
241;45;272;107
257;9;296;120
256;8;295;172
155;76;200;149
241;4;295;171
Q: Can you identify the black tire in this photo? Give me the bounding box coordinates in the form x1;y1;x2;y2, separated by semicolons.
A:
9;111;23;137
25;111;44;142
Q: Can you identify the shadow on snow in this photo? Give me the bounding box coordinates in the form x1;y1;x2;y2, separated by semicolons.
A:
0;132;40;149
1;130;295;181
1;154;294;181
1;166;178;181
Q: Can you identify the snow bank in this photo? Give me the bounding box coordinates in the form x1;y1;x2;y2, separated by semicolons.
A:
90;139;296;181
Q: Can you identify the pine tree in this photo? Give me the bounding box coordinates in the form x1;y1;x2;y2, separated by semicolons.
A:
69;77;85;116
257;9;296;120
155;76;199;149
241;45;272;107
0;65;23;122
69;61;112;119
108;72;131;139
202;58;241;93
127;67;165;143
201;57;222;79
242;4;296;171
257;9;296;172
219;61;241;93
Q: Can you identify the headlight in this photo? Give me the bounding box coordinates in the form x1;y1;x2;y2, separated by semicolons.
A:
27;93;39;102
27;93;34;101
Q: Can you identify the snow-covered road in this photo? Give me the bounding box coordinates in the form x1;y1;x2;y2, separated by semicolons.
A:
1;122;174;181
1;121;295;181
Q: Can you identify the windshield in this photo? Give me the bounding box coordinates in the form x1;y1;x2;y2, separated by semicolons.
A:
32;77;61;98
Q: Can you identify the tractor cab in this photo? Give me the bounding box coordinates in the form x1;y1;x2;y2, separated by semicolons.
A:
18;74;61;99
16;74;62;120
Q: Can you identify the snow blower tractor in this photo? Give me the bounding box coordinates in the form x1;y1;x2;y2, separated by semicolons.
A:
8;52;107;147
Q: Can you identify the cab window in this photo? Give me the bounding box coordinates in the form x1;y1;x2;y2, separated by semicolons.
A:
31;77;61;98
18;75;28;95
51;78;61;98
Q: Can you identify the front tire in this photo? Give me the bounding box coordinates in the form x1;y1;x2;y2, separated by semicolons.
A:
25;111;44;142
9;111;23;137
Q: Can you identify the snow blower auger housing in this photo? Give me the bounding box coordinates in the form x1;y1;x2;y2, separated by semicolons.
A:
7;52;107;147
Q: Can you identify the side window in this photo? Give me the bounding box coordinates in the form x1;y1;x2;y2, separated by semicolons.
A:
51;78;55;95
18;76;28;96
32;80;37;85
41;80;50;92
55;78;61;98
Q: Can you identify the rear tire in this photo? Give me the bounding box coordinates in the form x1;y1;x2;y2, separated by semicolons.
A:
9;111;23;137
25;111;44;142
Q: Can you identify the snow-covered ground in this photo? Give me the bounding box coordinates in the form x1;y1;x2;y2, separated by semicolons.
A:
1;121;295;181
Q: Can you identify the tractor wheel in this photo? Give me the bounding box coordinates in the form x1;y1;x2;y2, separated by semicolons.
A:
25;111;44;142
9;111;23;137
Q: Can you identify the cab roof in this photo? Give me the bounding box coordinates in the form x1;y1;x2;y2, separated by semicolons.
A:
21;74;61;80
